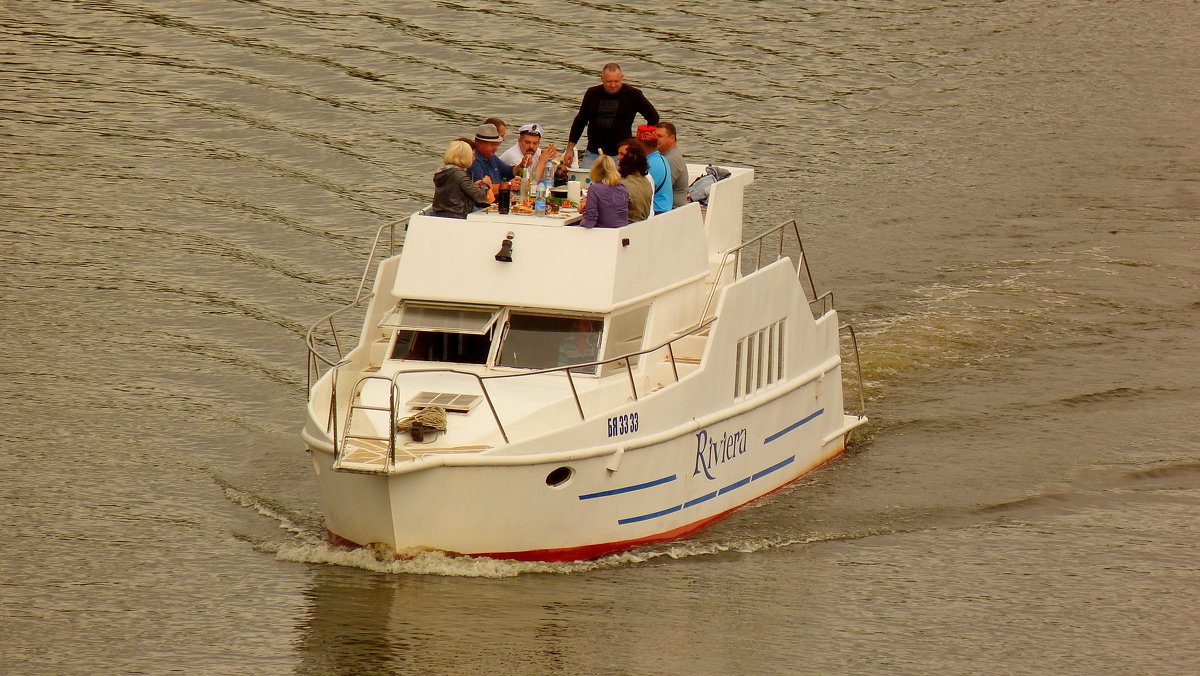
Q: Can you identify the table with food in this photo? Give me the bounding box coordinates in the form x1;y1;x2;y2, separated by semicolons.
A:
467;200;582;226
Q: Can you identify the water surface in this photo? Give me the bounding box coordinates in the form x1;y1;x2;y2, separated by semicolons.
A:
2;1;1198;673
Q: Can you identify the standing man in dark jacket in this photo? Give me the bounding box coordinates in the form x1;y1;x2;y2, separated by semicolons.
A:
564;63;659;170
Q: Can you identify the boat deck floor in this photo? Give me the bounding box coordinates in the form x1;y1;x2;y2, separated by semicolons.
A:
333;438;492;474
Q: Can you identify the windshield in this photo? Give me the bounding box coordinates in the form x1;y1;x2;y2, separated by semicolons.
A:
496;313;603;371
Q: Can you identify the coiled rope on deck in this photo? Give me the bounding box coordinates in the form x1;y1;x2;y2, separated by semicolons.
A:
395;405;447;435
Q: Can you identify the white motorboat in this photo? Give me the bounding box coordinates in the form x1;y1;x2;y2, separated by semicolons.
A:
301;165;866;561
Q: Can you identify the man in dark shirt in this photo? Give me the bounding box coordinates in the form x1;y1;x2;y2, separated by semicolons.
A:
565;63;659;170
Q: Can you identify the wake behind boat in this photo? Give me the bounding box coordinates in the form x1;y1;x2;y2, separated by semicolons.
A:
301;164;866;562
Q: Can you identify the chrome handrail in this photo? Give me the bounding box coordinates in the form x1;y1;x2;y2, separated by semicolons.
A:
809;291;835;317
332;373;400;470
353;220;400;304
375;316;717;449
306;299;372;389
700;219;819;324
839;323;867;418
305;218;405;390
312;212;850;460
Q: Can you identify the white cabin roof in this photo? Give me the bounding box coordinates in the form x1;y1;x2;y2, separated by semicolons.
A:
393;203;711;313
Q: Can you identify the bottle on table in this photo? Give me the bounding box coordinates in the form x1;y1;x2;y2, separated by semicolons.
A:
534;180;548;217
497;181;511;214
516;165;531;203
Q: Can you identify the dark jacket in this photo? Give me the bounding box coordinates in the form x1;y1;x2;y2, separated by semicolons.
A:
432;165;490;219
568;84;659;156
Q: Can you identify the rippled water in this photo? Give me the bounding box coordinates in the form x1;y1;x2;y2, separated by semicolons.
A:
3;1;1198;673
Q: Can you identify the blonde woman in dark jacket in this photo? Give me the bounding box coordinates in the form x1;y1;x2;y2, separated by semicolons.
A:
432;141;492;218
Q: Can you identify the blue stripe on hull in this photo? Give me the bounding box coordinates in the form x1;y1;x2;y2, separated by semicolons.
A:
617;503;682;525
764;409;823;444
586;410;826;526
753;455;795;480
619;454;797;525
578;474;677;500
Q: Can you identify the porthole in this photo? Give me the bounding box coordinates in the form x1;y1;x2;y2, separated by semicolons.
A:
545;466;574;488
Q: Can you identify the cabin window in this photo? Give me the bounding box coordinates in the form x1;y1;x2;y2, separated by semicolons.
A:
734;319;786;398
382;302;501;364
391;330;492;364
496;312;603;371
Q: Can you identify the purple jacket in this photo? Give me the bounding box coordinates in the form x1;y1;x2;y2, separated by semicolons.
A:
580;182;630;229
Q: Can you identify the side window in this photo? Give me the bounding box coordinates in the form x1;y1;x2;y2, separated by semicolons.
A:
599;305;649;377
496;313;603;371
734;319;785;398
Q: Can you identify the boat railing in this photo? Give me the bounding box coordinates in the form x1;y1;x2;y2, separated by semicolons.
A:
839;323;868;419
700;219;820;324
306;218;408;391
695;220;864;420
329;317;715;462
810;291;835;317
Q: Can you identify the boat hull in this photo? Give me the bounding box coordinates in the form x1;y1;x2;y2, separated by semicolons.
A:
309;380;855;562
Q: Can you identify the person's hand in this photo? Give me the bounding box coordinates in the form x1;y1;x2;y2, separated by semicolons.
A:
544;144;560;162
510;175;521;191
578;193;587;211
563;143;576;168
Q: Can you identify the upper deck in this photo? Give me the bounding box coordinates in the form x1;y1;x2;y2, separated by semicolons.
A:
389;165;754;313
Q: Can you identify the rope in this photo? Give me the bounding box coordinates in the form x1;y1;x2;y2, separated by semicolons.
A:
396;405;448;434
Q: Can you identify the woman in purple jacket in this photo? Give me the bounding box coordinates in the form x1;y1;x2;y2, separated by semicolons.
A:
579;155;629;229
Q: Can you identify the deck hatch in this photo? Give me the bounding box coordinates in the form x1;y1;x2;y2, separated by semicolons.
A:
406;391;482;413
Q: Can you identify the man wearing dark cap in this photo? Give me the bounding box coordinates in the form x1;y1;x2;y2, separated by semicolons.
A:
638;124;673;214
565;63;659;170
469;123;520;192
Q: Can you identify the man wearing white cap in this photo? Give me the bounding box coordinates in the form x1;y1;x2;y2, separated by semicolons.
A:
499;123;560;183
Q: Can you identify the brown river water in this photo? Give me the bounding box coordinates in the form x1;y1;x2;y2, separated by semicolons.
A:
2;1;1198;674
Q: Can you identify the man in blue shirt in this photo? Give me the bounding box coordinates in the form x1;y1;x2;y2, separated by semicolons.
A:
469;123;519;186
467;123;523;210
637;125;673;214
